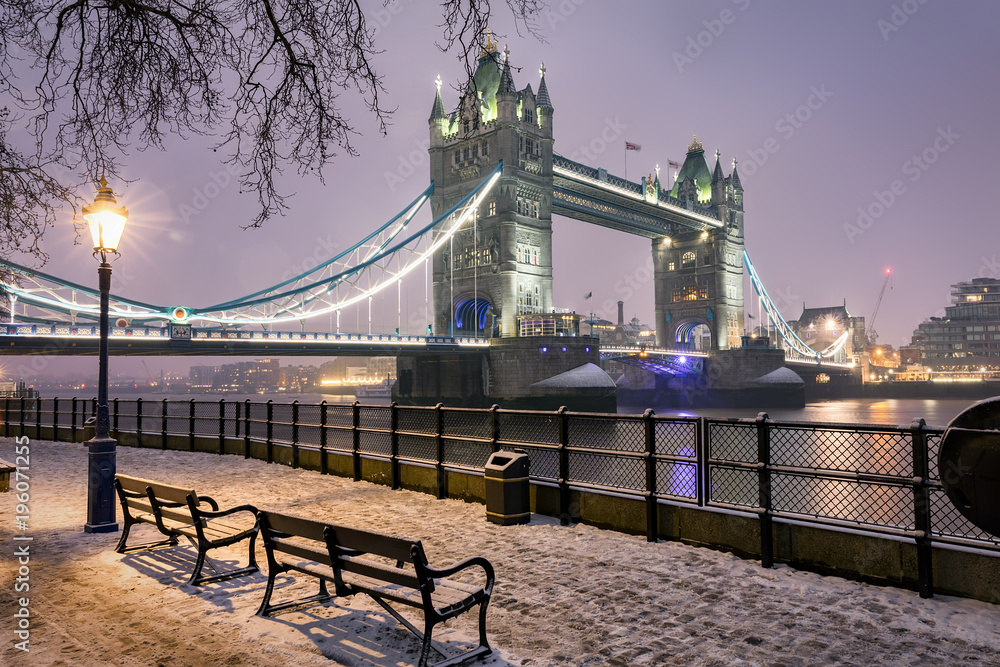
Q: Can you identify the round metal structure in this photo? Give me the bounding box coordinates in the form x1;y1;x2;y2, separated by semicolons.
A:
938;396;1000;537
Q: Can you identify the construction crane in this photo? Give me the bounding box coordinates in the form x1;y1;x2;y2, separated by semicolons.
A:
867;268;893;346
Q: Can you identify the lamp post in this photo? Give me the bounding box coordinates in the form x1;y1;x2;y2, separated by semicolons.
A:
82;176;128;533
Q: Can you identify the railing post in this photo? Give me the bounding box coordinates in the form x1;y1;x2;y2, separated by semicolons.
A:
188;399;196;452
218;399;226;455
3;397;9;437
35;395;42;440
135;398;142;447
266;400;274;464
19;396;26;437
697;417;707;507
434;403;445;499
161;399;168;449
319;401;328;475
352;401;362;482
52;397;59;442
291;400;300;469
910;417;934;599
756;412;774;569
113;397;119;434
644;409;658;543
558;406;571;526
390;402;400;489
70;397;77;442
243;400;251;459
490;404;500;453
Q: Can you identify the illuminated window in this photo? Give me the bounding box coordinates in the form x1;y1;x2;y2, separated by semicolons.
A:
668;262;675;271
488;200;496;216
681;252;696;269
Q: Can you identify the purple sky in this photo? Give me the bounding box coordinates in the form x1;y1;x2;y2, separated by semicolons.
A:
17;1;1000;379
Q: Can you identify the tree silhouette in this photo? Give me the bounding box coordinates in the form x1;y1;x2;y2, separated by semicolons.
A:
0;0;541;265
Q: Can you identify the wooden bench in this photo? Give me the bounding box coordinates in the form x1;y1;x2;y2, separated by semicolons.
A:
257;511;495;667
113;474;260;585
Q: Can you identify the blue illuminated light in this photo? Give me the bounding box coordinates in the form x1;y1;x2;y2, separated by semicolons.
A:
585;347;590;353
541;346;548;353
678;356;687;364
561;347;567;352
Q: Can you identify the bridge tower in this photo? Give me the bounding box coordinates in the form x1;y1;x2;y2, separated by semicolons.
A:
428;42;554;337
652;138;745;350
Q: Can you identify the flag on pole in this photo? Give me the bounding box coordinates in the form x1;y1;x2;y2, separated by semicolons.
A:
625;142;641;151
584;291;593;299
667;160;680;169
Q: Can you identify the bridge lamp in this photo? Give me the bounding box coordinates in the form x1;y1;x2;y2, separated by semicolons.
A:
81;176;129;534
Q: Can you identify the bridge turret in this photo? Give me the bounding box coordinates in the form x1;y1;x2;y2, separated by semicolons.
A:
496;46;517;122
536;63;553;136
711;149;726;206
428;75;449;148
730;158;744;211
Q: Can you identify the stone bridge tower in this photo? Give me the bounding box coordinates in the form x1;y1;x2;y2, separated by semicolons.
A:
652;137;745;350
428;43;554;337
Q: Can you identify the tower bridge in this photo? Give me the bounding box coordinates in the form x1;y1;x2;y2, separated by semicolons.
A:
0;41;860;407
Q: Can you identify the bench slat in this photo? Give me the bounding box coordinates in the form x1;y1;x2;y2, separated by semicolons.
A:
341;555;421;590
272;537;333;566
262;511;328;542
328;525;419;563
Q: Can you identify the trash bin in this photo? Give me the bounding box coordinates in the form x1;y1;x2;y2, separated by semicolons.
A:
484;450;530;525
82;416;97;442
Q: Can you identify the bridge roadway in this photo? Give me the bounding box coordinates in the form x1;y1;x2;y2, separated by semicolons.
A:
0;324;855;380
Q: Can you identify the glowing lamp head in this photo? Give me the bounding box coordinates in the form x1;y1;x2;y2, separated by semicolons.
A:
82;177;129;257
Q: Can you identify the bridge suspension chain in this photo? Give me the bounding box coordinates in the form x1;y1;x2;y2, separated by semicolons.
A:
743;249;849;360
0;165;503;329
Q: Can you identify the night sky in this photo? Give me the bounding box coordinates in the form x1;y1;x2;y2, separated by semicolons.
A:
18;1;1000;378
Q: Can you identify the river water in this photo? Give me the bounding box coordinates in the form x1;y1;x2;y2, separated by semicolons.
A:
105;392;985;427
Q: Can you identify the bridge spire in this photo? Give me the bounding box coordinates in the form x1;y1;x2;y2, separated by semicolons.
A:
536;62;553;109
498;45;516;94
429;74;446;122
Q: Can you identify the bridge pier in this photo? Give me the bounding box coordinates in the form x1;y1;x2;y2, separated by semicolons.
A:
394;336;615;411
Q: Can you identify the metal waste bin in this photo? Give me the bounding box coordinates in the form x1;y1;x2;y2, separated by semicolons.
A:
484;450;530;525
82;416;97;442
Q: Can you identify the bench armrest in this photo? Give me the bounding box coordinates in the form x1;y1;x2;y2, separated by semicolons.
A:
195;495;221;511
196;503;259;520
423;556;495;590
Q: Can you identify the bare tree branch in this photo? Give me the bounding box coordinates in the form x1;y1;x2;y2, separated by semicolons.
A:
0;0;543;259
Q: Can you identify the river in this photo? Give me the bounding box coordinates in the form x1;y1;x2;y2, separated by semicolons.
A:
99;391;986;427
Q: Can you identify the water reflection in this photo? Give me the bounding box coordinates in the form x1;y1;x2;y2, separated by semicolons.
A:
626;398;978;427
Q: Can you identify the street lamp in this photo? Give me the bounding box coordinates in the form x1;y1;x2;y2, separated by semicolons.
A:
82;176;128;533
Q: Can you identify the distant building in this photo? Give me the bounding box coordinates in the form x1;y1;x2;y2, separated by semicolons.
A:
367;356;397;380
212;359;279;392
189;365;217;389
279;365;319;392
910;277;1000;371
787;305;866;364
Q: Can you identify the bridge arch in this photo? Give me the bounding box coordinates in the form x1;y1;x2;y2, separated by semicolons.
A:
454;295;494;336
674;319;714;351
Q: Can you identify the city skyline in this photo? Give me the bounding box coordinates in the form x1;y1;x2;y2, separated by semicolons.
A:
5;2;999;377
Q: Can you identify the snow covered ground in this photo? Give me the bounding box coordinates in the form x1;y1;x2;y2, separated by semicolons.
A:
2;438;999;666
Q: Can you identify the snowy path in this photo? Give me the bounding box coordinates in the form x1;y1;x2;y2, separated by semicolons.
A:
2;438;998;666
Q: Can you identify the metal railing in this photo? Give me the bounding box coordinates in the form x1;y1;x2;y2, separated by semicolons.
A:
5;397;996;597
